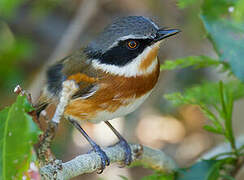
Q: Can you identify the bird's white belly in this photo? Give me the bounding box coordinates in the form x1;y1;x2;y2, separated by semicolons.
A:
89;90;153;123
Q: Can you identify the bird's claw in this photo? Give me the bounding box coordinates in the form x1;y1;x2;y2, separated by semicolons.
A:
117;138;132;166
91;144;110;173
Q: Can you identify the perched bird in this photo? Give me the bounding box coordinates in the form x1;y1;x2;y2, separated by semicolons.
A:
35;16;179;172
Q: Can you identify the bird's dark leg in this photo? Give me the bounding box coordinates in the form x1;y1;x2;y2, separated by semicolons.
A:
105;121;132;166
68;118;110;173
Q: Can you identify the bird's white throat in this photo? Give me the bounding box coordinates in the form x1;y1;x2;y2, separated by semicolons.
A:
91;42;160;77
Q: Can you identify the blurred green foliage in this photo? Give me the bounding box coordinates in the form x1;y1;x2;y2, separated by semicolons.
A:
164;80;244;107
0;0;61;100
201;17;244;81
233;0;244;21
165;81;242;146
0;95;40;179
0;22;34;93
0;0;60;178
0;0;27;18
160;56;229;71
31;0;62;18
177;0;197;9
146;0;244;179
178;0;244;81
137;159;238;180
176;160;227;180
206;0;244;81
0;0;61;18
141;173;174;180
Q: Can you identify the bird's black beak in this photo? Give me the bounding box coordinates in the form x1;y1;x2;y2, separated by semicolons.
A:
153;28;180;42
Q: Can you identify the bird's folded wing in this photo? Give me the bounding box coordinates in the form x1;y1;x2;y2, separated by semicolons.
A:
34;50;101;115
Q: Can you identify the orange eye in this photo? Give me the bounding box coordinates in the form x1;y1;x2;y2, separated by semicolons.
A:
127;40;138;49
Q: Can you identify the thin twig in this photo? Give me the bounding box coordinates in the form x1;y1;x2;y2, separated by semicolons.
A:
201;135;244;178
14;85;42;128
231;156;244;178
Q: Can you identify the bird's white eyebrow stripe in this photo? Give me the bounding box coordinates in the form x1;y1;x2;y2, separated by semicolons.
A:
149;20;159;29
144;17;159;29
117;35;149;41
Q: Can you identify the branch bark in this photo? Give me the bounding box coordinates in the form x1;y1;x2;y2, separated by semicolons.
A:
40;143;177;180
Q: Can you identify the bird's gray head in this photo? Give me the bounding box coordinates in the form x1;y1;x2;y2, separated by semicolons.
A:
85;16;179;66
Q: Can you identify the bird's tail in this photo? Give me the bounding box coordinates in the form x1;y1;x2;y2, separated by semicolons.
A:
33;90;51;118
34;102;49;118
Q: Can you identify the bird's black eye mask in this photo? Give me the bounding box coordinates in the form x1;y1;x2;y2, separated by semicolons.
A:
85;38;154;66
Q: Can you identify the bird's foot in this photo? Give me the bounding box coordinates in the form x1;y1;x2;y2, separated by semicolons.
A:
117;138;132;166
91;144;110;173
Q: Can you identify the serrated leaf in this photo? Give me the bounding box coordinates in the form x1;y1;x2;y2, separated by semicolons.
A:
203;125;223;134
0;95;41;179
176;160;220;180
160;56;224;71
164;80;244;107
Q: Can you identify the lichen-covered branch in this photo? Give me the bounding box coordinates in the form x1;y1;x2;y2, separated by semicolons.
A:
40;143;177;180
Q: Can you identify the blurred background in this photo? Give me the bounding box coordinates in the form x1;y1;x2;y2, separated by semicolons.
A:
0;0;243;179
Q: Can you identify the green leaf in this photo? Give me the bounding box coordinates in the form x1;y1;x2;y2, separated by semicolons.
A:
0;95;41;179
233;0;244;22
141;173;174;180
160;56;225;71
210;152;236;160
203;125;223;134
218;82;236;151
198;0;244;81
201;107;224;131
201;0;234;19
164;80;244;107
165;81;244;135
176;160;220;180
201;14;244;81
